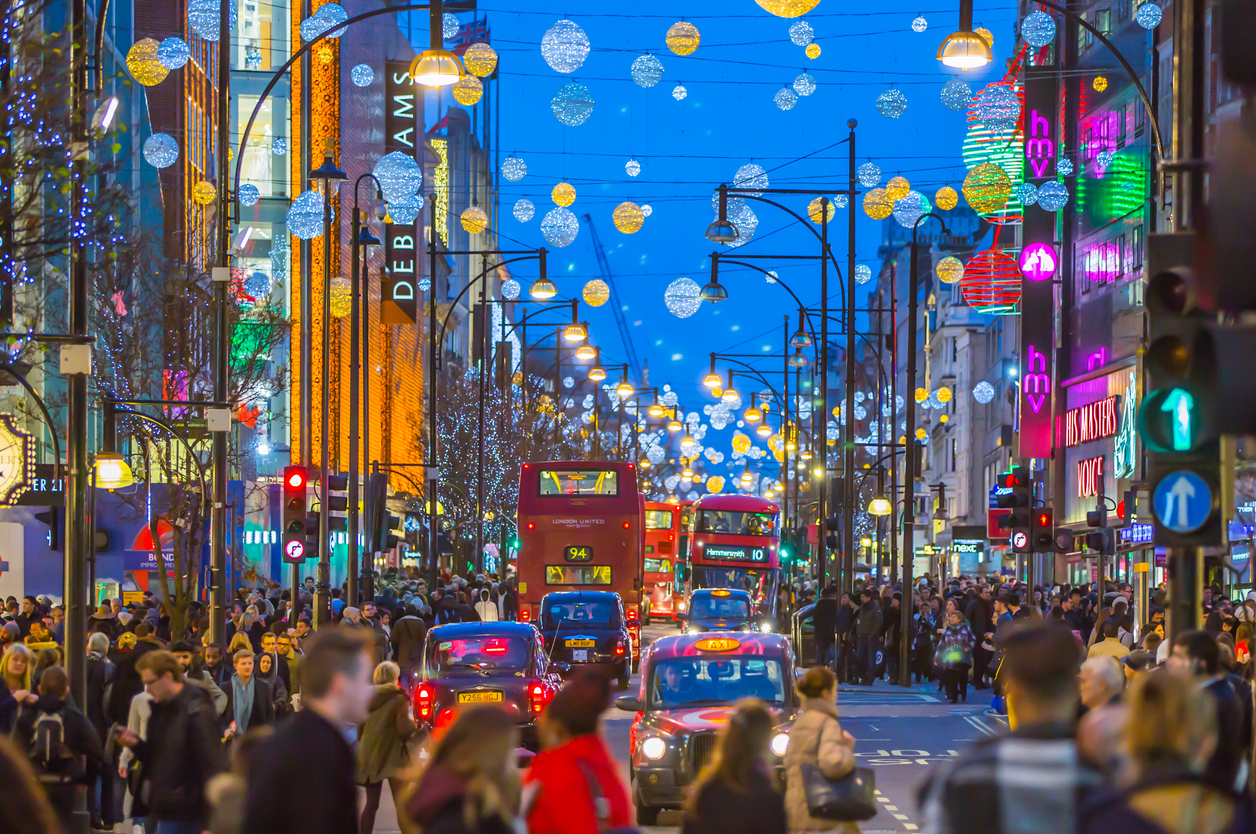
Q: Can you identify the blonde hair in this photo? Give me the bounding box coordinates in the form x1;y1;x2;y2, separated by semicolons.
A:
406;706;520;830
373;661;400;685
228;632;253;655
1125;669;1216;771
117;632;137;651
0;644;34;691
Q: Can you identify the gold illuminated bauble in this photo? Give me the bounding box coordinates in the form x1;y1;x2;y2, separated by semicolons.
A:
731;432;752;454
805;43;821;59
127;39;169;87
612;201;645;234
914;387;929;402
807;197;836;224
666;21;701;55
706;475;725;493
936;255;964;284
582;279;610;307
460;206;488;234
935;186;959;211
329;277;352;318
863;187;893;220
462;43;498;77
317;44;335;64
974;27;994;47
937;386;952;403
452;75;483;105
755;0;822;18
1093;75;1108;92
552;182;576;207
886;176;910;201
915;427;927;440
940;414;950;423
192;181;216;206
831;405;841;419
962;162;1012;215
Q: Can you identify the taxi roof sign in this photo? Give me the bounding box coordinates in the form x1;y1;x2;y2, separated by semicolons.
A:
694;637;741;653
710;589;731;597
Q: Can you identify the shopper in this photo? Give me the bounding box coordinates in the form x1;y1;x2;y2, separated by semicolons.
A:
357;661;419;834
681;699;787;834
782;666;857;834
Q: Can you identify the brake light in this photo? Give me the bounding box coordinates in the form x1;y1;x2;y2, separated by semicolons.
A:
615;637;626;657
622;521;630;529
415;683;434;721
529;682;547;714
527;522;536;530
520;608;531;622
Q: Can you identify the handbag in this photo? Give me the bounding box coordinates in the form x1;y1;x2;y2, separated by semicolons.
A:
800;762;878;822
576;759;641;834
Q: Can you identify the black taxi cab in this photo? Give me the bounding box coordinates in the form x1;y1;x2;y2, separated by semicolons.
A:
538;590;635;689
616;632;798;825
677;588;765;634
412;621;562;750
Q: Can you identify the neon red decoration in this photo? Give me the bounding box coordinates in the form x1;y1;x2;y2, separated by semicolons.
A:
961;249;1022;314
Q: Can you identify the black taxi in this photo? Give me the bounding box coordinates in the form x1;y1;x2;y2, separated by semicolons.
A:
412;621;562;750
616;632;798;825
677;588;765;634
538;590;634;689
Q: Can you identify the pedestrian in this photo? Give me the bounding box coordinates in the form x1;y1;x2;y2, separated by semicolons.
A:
223;648;276;737
254;649;290;717
204;642;231;687
524;670;632;833
1087;619;1130;661
0;642;35;733
812;586;838;669
205;727;272;834
243;628;375;834
1167;630;1245;791
782;666;857;834
681;699;787;834
0;733;61;834
911;602;934;683
404;706;521;834
917;624;1100;833
390;605;427;683
357;661;419;834
854;589;881;686
964;586;993;689
935;610;974;704
835;593;857;683
171;639;227;716
85;632;117;828
1078;656;1124;713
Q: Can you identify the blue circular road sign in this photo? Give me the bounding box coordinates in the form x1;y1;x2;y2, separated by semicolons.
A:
1153;470;1213;534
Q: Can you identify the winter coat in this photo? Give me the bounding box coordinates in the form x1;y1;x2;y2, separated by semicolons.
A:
935;623;975;669
782;696;857;834
406;763;518;834
253;654;290;715
681;764;788;834
85;650;114;738
855;601;882;637
185;668;228;716
812;598;838;641
130;683;225;821
244;708;357;834
1078;769;1254;834
356;684;419;784
391;615;427;679
107;641;157;726
12;695;104;783
911;613;935;652
221;675;276;733
524;732;633;834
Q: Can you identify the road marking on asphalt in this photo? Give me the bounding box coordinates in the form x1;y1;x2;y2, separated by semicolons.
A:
964;714;997;736
893;813;910;821
904;824;919;831
884;805;898;811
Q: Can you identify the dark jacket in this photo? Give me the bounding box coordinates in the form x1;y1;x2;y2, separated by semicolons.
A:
356;684;419;784
106;640;158;727
390;615;427;678
1204;676;1245;790
1078;770;1254;834
811;597;838;642
85;651;114;738
680;765;788;834
855;601;882;637
221;675;276;732
132;683;225;821
834;602;856;640
244;709;357;834
407;765;516;834
965;597;993;638
13;694;103;784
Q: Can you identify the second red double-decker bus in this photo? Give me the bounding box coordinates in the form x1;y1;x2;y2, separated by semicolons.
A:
643;501;688;624
686;494;782;625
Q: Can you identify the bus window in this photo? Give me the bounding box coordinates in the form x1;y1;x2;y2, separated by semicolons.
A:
539;468;619;496
674;561;685;594
545;565;612;585
696;510;776;536
644;558;670;574
644;509;673;529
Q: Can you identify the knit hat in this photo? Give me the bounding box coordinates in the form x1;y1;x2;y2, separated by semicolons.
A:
1;622;18;641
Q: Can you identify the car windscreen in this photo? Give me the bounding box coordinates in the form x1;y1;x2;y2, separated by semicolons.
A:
691;595;752;619
541;598;619;630
649;656;786;708
429;636;530;675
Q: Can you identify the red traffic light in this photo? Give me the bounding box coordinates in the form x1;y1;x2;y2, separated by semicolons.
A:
1116;500;1125;520
1037;512;1051;526
284;466;307;491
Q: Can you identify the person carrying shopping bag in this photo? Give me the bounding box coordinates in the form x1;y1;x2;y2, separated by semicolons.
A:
782;666;862;834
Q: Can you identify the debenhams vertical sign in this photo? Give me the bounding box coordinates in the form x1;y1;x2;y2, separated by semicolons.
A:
383;61;418;324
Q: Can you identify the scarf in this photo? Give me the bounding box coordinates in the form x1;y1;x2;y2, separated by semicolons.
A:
232;674;255;732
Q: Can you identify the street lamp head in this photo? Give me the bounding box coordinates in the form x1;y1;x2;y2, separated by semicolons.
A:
648;402;666;418
702;371;722;388
755;422;772;438
588;365;607;382
788;348;810;369
699;277;728;303
640;458;650;469
667;417;683;432
682;465;694;480
705;218;740;244
410;48;465;87
744;404;762;423
574;341;596;361
799;448;813;461
562;321;588;342
937;29;992;69
529;277;557;299
358;218;383;248
309;137;348;182
790;329;812;349
867;496;892;517
720;386;739;405
93;452;134;491
616;379;634;399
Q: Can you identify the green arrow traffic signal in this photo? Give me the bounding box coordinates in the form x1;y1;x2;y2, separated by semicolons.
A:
1161;387;1195;451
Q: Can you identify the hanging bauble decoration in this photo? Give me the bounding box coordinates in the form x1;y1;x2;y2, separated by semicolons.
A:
501;278;521;300
192;181;216;206
808;197;835;224
726;206;759;249
1036;181;1070;211
912;15;928;32
551;81;595;126
513;198;535;222
501;156;527;182
789;20;814;45
157;37;191;70
876;88;908;118
935;186;959;210
329;277;352;318
885;176;911;201
940;78;972;111
541;19;591;73
793;72;816;96
642;204;653;217
962;162;1012;214
976;82;1020;132
854;264;873;285
832;193;848;209
286;190;330;239
626;158;642;177
613;202;645;234
541;207;580;247
973;381;995;404
373;151;422;203
460;206;488;234
552;182;577;207
706;475;725;493
775;87;798;110
664;277;702;318
893;191;931;229
1021;10;1056;46
1056;157;1074;176
1018;182;1039;206
734;163;769;190
142;133;179;168
442;13;459;39
188;0;236;42
631;54;664;87
272;138;287;155
754;0;822;18
462;43;498;77
857;162;881;188
974;27;995;47
351;64;374;87
244;271;272;300
583;279;611;306
805;43;821;59
863;187;893;220
127;39;169;86
452;75;483;105
666;21;701;55
238;184;261;207
936;255;964;284
1137;3;1162;28
672;84;688;100
1096;149;1114;168
387;194;424;225
961;249;1022;314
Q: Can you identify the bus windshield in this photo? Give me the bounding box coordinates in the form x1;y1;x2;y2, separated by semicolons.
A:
695;567;778;604
538;468;618;496
691;595;752;619
696;510;777;536
644;558;670;574
645;509;673;529
649;657;785;708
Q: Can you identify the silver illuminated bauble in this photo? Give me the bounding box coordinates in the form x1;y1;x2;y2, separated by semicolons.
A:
188;0;236;42
672;84;688;100
351;64;373;87
387;194;424;225
551;81;595;126
641;204;653;217
418;277;431;292
893;190;931;229
319;3;349;36
832;193;848;208
977;83;1020;131
766;270;778;283
726;206;758;249
244;271;272;299
973;381;995;404
631;54;664;88
501;156;528;182
1056;157;1074;176
142;133;179;169
775;87;798;110
442;12;459;39
876;88;908;118
1037;181;1069;211
1018;182;1038;206
563;376;575;390
711;190;746;214
541;207;580;247
734;163;769;190
789;20;814;45
626;158;641;177
912;15;928;32
793;72;816;96
1021;10;1056;46
857;162;881;188
541;19;590;73
664;277;702;318
272;138;287;155
502;278;521;300
513;198;535;222
940;78;971;111
299;12;335;41
239;184;261;207
1137;3;1162;28
157;37;190;69
287;190;332;240
1096;149;1114;168
854;264;872;284
373;151;422;203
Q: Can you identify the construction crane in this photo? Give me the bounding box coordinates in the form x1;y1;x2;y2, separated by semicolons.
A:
583;213;644;383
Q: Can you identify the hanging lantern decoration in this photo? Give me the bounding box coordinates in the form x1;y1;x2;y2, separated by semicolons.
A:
157;37;191;69
192;181;216;206
962;162;1012;215
935;186;959;210
876;88;908;118
775;87;799;110
862;187;893;220
961;249;1022;314
885;176;910;201
244;271;272;300
462;43;498;77
789;20;814;45
807;197;835;224
127;39;169;86
613;201;645;233
940;78;972;111
373;151;423;203
666;21;701;55
583;279;611;307
513;198;535;222
552;182;577;207
541;207;580;247
935;255;964;284
1021;10;1056;46
501;156;527;182
664;277;702;318
452;75;483;105
460;206;488;234
630;54;664;87
329;277;352;318
541;19;590;73
805;43;821;59
857;162;881;187
551;81;595;126
754;0;822;17
832;193;848;208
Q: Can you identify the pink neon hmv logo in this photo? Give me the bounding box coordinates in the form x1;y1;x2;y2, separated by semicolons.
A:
1019;243;1057;282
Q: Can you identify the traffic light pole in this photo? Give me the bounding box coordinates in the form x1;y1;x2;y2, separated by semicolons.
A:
1168;546;1202;642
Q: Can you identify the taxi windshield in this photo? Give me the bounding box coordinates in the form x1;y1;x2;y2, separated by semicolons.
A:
542;598;619;630
691;595;752;620
649;656;786;708
429;636;530;675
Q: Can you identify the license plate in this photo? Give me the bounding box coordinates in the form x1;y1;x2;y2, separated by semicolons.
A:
566;639;595;648
572;650;588;662
457;691;503;704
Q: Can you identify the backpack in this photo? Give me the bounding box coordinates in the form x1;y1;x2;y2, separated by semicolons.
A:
437;605;459;625
30;710;76;782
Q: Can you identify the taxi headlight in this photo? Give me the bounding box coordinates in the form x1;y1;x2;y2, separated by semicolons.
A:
770;732;790;757
677;602;687;611
641;736;667;761
759;621;773;633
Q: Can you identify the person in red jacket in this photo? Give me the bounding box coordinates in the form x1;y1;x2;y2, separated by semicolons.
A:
525;671;632;834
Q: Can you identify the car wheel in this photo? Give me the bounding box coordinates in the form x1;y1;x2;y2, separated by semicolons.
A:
635;798;660;826
618;663;630;690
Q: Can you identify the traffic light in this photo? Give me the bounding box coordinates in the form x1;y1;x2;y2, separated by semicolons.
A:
823;516;839;551
34;508;60;551
996;467;1032;553
1030;507;1054;551
281;466;308;563
365;472;388;553
326;473;348;532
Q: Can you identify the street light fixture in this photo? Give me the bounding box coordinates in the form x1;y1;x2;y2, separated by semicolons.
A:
705;218;739;244
411;3;465;87
867;496;892;517
648;401;666;418
702;354;721;388
790;310;812;348
574;340;596;361
563;321;588;342
529;277;557;299
588;348;607;381
699;273;728;303
616;378;634;399
92;453;133;491
938;0;992;69
755;422;772;438
788;348;810;369
667;416;683;432
744;396;762;423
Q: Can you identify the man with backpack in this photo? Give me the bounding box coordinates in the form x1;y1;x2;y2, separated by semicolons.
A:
13;665;104;826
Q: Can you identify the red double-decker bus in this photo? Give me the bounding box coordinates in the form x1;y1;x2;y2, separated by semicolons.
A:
686;494;782;624
642;501;688;624
515;462;644;663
